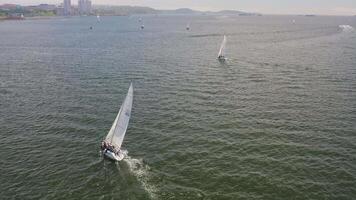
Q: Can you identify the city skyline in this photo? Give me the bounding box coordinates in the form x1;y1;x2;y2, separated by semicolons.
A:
0;0;356;15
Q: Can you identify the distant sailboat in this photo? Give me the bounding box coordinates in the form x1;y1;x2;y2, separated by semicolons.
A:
101;83;133;161
97;15;101;22
217;35;227;61
138;17;142;23
339;25;354;32
186;23;190;30
141;24;145;30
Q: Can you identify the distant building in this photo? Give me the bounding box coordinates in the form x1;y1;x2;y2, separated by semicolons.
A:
56;5;64;16
0;4;25;19
26;4;56;12
0;4;19;10
78;0;91;15
63;0;71;15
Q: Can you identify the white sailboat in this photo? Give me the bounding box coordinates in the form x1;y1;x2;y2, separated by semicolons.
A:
97;15;101;22
217;35;227;61
186;23;190;30
101;83;133;161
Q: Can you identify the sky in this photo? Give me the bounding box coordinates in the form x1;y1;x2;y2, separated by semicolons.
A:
1;0;356;15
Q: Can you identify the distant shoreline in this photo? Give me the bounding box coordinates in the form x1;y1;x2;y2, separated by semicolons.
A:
24;16;64;20
0;16;70;21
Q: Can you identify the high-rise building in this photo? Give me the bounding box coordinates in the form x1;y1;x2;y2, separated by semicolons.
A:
86;0;92;14
78;0;84;14
63;0;71;16
78;0;91;15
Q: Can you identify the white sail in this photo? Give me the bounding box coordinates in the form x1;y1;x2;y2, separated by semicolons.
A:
218;35;227;57
97;15;100;22
105;83;133;149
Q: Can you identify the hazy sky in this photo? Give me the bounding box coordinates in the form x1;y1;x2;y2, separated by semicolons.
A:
1;0;356;15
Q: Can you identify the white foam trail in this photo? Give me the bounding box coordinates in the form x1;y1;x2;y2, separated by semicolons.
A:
124;156;157;199
339;25;354;32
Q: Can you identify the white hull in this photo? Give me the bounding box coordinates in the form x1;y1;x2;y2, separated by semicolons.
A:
103;149;127;161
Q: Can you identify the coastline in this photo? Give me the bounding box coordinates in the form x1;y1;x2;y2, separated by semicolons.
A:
0;15;66;21
25;16;64;20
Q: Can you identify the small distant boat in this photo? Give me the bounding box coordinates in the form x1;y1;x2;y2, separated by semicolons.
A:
101;83;133;161
339;25;354;32
186;23;190;30
141;24;145;30
292;19;296;24
97;15;101;22
217;35;227;61
138;17;142;23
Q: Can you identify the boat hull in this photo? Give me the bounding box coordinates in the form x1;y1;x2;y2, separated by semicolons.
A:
218;57;227;62
103;149;127;161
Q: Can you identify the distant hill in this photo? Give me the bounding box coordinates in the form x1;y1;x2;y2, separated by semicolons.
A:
215;10;261;16
93;5;157;15
159;8;261;16
93;5;260;16
159;8;200;14
216;10;245;15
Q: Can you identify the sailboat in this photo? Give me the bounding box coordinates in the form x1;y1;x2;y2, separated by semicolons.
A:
217;35;227;61
101;83;133;161
186;23;190;31
97;15;101;22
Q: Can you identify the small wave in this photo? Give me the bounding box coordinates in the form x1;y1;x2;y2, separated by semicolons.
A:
124;156;157;199
339;25;354;32
190;33;221;38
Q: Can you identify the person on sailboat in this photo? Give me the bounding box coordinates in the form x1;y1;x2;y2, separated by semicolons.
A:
102;141;115;152
103;142;118;153
101;141;108;151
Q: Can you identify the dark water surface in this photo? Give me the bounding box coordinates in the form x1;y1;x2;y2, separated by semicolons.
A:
1;15;356;199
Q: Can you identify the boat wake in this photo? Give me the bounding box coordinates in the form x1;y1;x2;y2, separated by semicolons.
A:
339;25;354;32
124;156;157;199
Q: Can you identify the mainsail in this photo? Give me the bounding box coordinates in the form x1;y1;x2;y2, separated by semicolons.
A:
218;35;227;57
105;83;133;149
